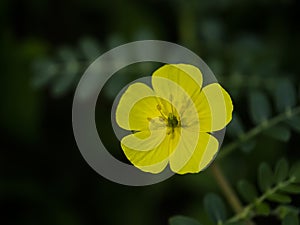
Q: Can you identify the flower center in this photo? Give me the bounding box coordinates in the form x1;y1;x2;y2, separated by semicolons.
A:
153;104;180;137
167;113;179;128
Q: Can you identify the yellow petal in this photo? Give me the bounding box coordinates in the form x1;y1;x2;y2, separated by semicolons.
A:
195;83;233;132
116;82;156;130
152;64;203;102
169;131;219;174
134;159;169;174
128;96;162;131
121;128;167;151
121;129;180;174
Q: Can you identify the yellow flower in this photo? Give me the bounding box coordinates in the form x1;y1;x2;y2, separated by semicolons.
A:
116;64;233;174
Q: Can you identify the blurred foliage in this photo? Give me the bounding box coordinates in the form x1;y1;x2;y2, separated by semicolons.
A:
1;0;300;225
171;159;300;225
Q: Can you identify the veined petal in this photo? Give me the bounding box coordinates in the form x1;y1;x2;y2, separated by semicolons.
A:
128;96;162;131
152;64;203;102
195;83;233;132
116;82;156;130
128;96;177;131
136;159;169;174
121;129;180;174
121;128;167;151
169;131;219;174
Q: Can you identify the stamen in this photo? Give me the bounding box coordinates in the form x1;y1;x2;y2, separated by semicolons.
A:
180;97;192;116
167;128;176;139
156;104;167;120
159;117;165;122
169;94;175;114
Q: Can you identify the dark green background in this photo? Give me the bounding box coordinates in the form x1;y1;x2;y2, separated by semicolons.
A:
1;0;299;225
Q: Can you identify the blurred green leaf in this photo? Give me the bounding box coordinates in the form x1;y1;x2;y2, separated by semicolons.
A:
275;158;289;183
255;202;271;216
289;162;300;182
32;58;58;87
57;46;77;61
79;37;102;60
52;47;79;96
258;163;274;192
274;79;297;112
280;184;300;194
204;193;227;224
282;213;299;225
169;216;201;225
276;206;299;220
267;193;292;204
224;222;245;225
237;180;258;203
263;125;291;142
249;90;271;124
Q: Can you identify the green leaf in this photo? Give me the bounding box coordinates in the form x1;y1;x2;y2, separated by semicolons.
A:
258;163;274;192
286;116;300;133
169;216;202;225
263;125;291;142
282;213;299;225
289;162;300;182
275;205;299;220
78;37;102;61
267;193;292;204
275;158;289;183
249;90;272;124
32;57;58;87
237;180;258;203
52;47;79;96
280;184;300;194
275;79;297;113
225;222;245;225
204;193;227;224
255;202;271;216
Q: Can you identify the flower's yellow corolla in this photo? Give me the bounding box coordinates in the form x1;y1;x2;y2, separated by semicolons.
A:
116;64;233;174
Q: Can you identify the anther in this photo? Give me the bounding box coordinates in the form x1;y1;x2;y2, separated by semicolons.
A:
159;117;165;122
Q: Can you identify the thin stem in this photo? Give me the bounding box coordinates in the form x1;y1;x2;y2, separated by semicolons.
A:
218;106;300;160
211;163;244;214
211;163;256;225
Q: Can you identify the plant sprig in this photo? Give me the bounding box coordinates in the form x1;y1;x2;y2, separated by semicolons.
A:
219;106;300;160
227;159;300;224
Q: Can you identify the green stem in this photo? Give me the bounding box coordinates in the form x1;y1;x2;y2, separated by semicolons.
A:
211;163;256;225
211;163;244;214
218;106;300;160
227;177;297;223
